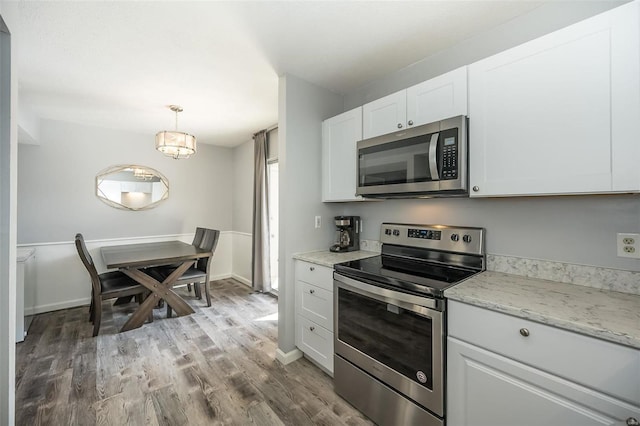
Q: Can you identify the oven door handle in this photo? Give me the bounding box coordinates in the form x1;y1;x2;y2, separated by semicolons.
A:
334;273;440;316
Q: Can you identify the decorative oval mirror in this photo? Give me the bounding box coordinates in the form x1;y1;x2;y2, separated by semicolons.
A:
96;165;169;211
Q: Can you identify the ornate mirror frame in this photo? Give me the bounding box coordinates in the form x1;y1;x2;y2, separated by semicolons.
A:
95;164;169;211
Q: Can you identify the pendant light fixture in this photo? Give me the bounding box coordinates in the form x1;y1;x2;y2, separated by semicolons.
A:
155;105;197;159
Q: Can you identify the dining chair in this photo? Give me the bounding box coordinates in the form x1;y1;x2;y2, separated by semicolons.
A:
75;233;150;336
148;228;220;317
186;227;206;293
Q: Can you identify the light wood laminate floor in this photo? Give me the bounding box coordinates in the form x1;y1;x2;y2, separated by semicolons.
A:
15;278;373;426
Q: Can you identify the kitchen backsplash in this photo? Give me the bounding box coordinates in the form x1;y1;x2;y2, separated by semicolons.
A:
359;239;382;253
487;254;640;296
359;239;639;296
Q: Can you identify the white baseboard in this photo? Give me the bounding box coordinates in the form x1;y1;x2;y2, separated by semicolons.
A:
232;274;251;287
210;273;232;281
276;348;303;365
25;297;91;316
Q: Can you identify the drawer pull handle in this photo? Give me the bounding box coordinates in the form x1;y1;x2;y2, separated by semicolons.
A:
309;326;315;332
309;266;315;271
309;289;315;294
627;417;639;426
519;328;530;337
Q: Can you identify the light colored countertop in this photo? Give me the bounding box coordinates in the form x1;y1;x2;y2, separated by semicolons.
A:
293;250;378;268
445;271;640;350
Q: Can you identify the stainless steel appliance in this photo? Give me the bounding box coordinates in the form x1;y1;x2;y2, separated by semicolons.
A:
356;116;468;198
330;216;360;253
333;223;485;426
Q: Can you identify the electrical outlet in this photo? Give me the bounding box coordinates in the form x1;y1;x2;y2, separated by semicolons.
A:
315;216;321;229
617;233;640;258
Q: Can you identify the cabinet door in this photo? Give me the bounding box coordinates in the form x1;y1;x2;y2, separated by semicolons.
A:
362;90;406;139
468;2;640;197
447;337;640;426
406;66;467;127
296;315;333;373
322;107;363;202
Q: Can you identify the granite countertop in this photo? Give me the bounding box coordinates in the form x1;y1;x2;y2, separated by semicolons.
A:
293;250;378;267
444;271;640;350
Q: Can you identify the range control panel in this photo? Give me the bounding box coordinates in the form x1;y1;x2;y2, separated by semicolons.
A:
407;228;442;240
380;223;484;256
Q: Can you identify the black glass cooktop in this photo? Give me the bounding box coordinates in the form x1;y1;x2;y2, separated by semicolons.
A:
334;255;478;298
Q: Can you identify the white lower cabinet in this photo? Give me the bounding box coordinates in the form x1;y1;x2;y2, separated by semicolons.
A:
447;301;640;426
294;260;334;374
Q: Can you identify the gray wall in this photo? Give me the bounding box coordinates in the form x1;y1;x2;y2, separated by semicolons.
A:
345;1;627;109
338;0;640;272
232;138;254;234
18;119;233;243
338;195;640;271
278;74;343;353
231;128;279;235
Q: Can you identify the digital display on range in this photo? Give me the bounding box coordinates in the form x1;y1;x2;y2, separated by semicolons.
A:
407;228;441;240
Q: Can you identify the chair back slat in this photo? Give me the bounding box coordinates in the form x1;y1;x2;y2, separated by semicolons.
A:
75;233;102;294
196;228;220;271
192;227;206;247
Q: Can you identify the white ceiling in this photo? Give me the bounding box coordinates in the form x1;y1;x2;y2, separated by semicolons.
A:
12;1;572;147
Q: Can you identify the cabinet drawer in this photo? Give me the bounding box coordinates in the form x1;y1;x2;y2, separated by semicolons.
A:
297;282;333;331
295;261;333;291
296;315;333;373
448;301;640;404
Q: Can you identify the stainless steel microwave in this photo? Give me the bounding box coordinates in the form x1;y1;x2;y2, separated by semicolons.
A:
356;115;468;198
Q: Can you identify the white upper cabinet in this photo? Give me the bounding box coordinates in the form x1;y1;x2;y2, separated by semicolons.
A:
468;1;640;197
363;66;468;139
322;107;363;202
362;90;406;139
407;66;468;128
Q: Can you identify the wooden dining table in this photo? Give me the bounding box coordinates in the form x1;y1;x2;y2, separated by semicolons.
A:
101;240;212;332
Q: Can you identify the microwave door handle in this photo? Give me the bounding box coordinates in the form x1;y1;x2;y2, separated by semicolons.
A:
428;133;440;180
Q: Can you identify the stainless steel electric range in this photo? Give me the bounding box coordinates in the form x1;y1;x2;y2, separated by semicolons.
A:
333;223;485;426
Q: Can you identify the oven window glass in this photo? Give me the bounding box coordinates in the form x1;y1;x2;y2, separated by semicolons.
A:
359;134;434;186
337;287;433;390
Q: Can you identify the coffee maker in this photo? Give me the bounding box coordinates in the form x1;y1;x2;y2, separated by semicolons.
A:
330;216;360;252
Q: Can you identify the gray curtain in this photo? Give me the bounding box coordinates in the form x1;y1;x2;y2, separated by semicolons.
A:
252;130;271;292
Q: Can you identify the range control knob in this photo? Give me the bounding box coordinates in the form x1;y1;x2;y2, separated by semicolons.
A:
451;234;460;242
463;235;472;243
384;229;392;235
393;229;400;236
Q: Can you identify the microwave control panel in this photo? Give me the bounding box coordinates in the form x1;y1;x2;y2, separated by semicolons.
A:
440;128;458;180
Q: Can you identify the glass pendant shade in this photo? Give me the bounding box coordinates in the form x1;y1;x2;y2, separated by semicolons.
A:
155;130;197;159
155;105;197;159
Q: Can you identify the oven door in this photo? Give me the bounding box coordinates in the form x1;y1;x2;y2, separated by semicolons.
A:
334;272;444;416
